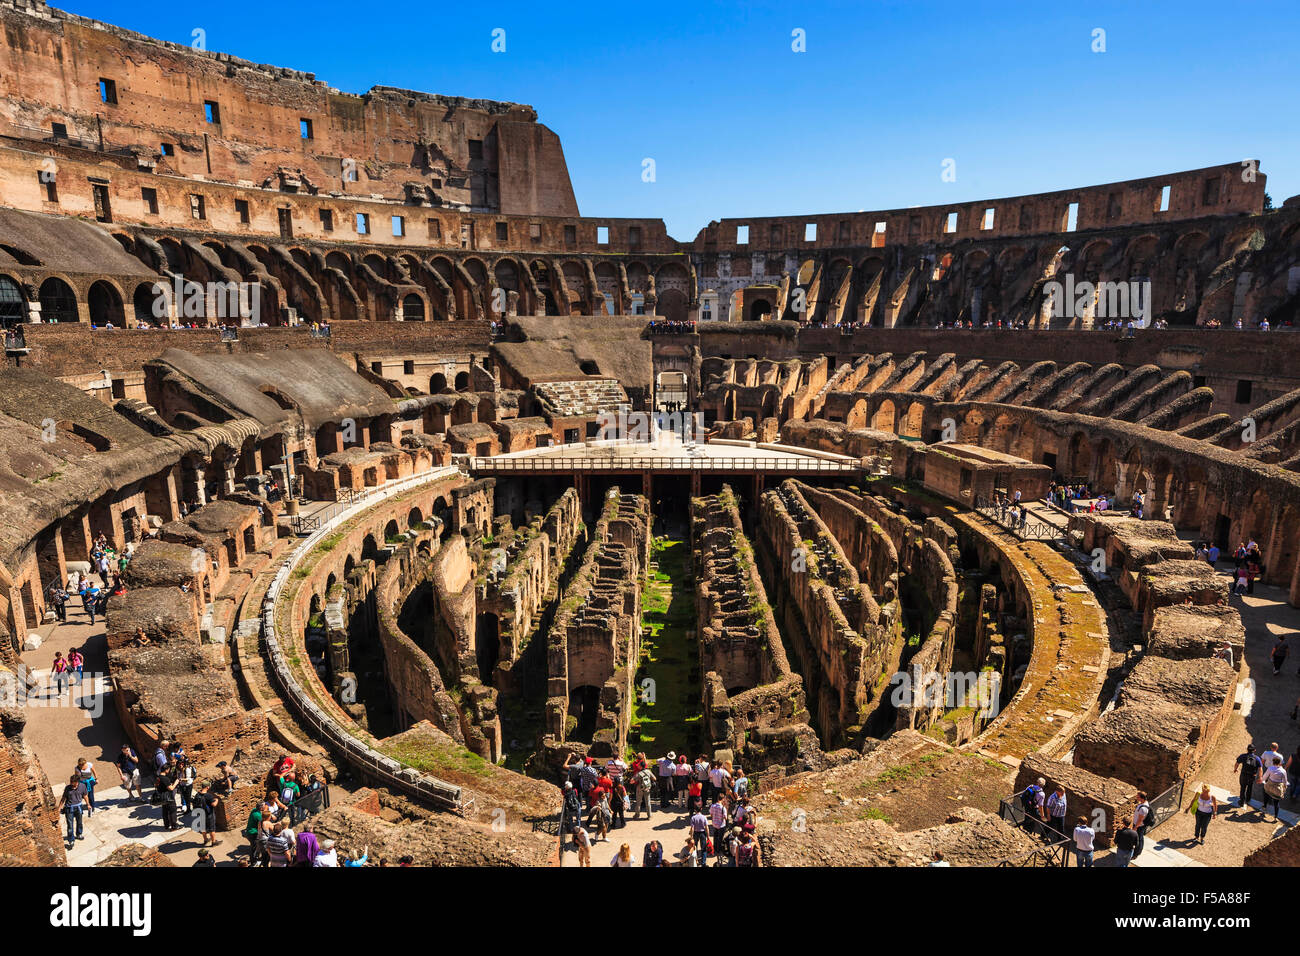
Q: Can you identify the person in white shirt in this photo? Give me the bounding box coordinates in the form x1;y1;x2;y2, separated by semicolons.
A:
1262;759;1289;821
1193;785;1218;844
1072;818;1095;867
610;842;637;867
1262;742;1284;773
313;839;339;867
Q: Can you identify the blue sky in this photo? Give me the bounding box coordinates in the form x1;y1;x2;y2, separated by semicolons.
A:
62;0;1300;239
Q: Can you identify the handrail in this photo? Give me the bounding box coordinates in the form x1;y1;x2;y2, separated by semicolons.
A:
262;465;471;814
468;456;860;472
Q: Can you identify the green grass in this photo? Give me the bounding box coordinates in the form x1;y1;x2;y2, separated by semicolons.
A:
378;737;494;778
631;537;701;756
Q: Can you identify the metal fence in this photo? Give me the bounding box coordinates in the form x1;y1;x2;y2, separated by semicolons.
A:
972;496;1062;540
470;455;859;474
1146;778;1185;831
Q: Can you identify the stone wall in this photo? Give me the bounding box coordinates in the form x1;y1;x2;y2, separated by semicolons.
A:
690;485;819;771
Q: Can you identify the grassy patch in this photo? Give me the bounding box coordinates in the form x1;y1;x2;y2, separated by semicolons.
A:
378;737;494;778
632;536;701;755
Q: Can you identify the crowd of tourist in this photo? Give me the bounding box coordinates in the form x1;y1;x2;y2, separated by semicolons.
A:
559;751;763;866
645;319;695;335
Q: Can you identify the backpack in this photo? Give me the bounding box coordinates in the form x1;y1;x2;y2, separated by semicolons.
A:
1020;785;1040;814
737;842;755;867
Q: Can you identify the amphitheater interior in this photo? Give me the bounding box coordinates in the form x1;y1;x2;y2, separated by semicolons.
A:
3;0;1300;869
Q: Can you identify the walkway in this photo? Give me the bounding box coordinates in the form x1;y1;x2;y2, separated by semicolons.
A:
1126;579;1300;865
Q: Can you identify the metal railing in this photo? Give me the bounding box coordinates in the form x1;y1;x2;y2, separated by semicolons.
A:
469;455;859;473
261;465;472;814
995;836;1073;867
972;495;1063;540
1146;778;1185;831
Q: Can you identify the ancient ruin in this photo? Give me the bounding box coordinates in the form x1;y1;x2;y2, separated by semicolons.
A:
0;1;1298;879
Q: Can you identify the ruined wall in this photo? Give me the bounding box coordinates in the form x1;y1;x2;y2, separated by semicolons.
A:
0;703;65;865
690;486;819;770
542;489;648;760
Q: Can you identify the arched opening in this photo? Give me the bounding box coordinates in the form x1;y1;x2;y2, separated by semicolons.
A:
39;277;78;323
567;685;601;744
402;294;425;322
361;534;379;563
88;281;125;327
454;371;470;391
0;275;24;329
134;282;162;327
429;372;447;393
383;519;400;543
475;612;500;682
747;297;772;322
407;506;424;529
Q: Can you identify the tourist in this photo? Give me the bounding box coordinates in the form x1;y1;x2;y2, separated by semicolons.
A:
561;780;581;840
193;848;215;867
68;648;84;689
156;762;180;831
198;783;221;847
689;806;711;864
610;842;637;867
1044;785;1068;838
709;760;733;803
593;789;612;841
1113;825;1138;867
693;754;711;802
631;762;655;819
927;851;949;867
675;835;700;867
294;830;321;866
51;651;70;697
176;754;197;814
74;757;97;815
1272;638;1289;675
1192;784;1218;844
116;743;142;802
314;839;339;867
657;751;675;806
1071;817;1095;867
642;839;664;867
266;821;295;866
571;824;592;867
244;800;271;862
1262;759;1289;822
153;739;170;776
610;779;627;830
1213;641;1234;668
58;773;89;844
1131;793;1151;858
1262;741;1285;772
686;774;704;815
674;753;692;807
1020;777;1047;833
341;845;369;868
1234;746;1262;810
734;831;761;867
709;795;729;854
1286;745;1300;801
733;766;749;802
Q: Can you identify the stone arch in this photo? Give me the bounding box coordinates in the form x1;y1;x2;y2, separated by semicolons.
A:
407;506;424;529
402;293;426;322
88;279;126;327
38;276;78;323
0;273;27;328
871;398;896;433
429;372;447;393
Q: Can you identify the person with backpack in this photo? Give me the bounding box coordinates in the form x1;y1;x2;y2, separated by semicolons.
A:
1235;745;1263;809
1131;793;1151;858
631;765;655;820
1262;759;1289;822
610;780;627;830
734;832;761;867
642;839;664;867
1020;777;1046;834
